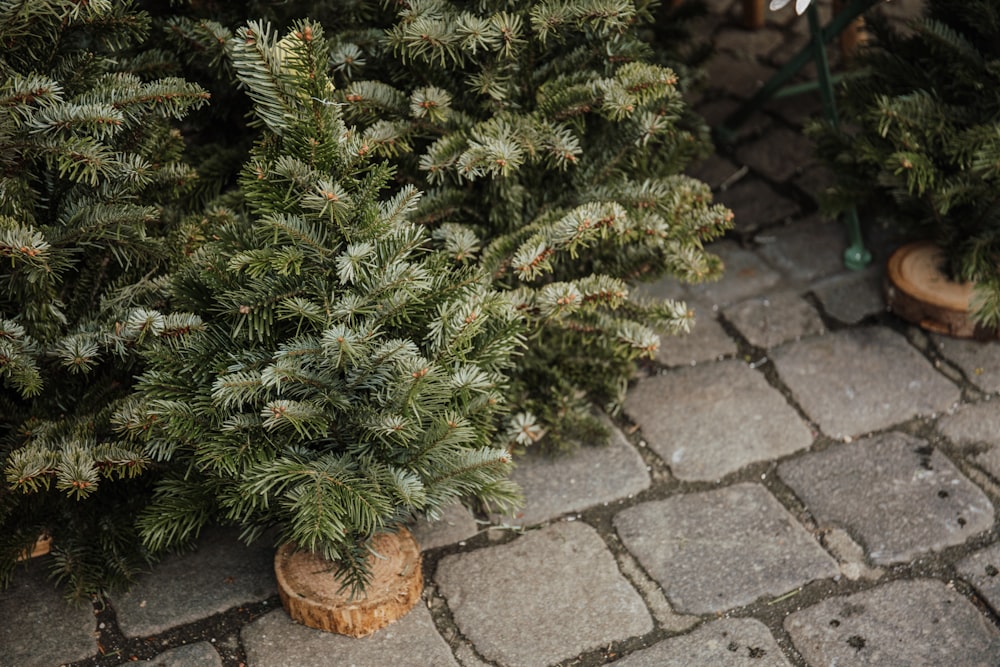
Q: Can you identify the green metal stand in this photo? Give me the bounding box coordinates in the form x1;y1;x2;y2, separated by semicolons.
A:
715;0;876;270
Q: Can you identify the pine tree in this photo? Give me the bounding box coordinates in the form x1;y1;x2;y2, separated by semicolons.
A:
126;19;524;593
155;0;734;450
0;0;210;598
811;0;1000;328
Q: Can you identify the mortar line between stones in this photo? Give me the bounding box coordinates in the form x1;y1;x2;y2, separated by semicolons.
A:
67;594;277;667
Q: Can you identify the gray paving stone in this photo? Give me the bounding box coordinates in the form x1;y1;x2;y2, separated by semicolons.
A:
765;30;814;73
686;153;742;190
0;559;97;666
614;483;838;615
933;336;1000;393
938;401;1000;479
971;448;1000;482
716;178;801;235
111;528;277;637
697;98;773;143
958;543;1000;615
625;359;813;481
409;501;480;551
785;578;1000;667
771;327;961;438
812;268;885;324
499;420;650;526
632;273;687;304
939;400;1000;446
436;521;652;667
242;604;457;667
137;642;222;666
735;126;818;183
634;242;781;312
756;215;847;284
723;292;826;349
614;618;792;667
656;305;738;367
685;240;783;309
952;399;1000;479
766;93;825;129
791;163;835;202
778;432;995;566
704;52;777;99
716;26;787;60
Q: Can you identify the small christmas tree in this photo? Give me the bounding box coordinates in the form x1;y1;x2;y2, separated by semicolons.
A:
157;0;734;450
126;19;523;592
812;0;1000;328
0;0;209;598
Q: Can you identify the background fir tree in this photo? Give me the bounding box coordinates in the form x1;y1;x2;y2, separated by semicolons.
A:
339;0;735;449
162;0;734;450
811;0;1000;328
0;0;209;598
126;19;524;592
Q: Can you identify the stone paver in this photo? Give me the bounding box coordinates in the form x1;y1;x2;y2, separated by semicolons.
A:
685;240;783;308
938;400;1000;480
778;432;995;566
500;420;649;526
0;560;97;666
939;400;1000;446
625;359;813;481
735;126;817;183
705;52;776;98
686;153;742;190
933;336;1000;393
791;163;834;200
110;528;276;637
957;543;1000;615
656;305;738;367
938;399;1000;479
772;326;961;438
971;447;1000;482
409;501;480;551
137;642;222;666
767;93;825;130
715;178;800;234
614;483;838;614
715;26;788;60
785;579;1000;667
242;604;457;667
436;521;651;667
811;268;885;324
696;98;773;143
756;215;846;284
723;292;826;349
636;241;781;310
614;618;792;667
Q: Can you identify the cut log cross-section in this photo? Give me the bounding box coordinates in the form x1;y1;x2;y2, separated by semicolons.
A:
886;241;995;339
274;528;423;638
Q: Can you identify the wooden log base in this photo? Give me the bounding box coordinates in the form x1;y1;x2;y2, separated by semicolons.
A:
16;534;52;562
886;241;996;339
274;528;423;638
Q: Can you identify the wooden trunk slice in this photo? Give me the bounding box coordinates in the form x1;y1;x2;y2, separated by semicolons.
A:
274;528;423;638
885;241;992;339
16;534;52;561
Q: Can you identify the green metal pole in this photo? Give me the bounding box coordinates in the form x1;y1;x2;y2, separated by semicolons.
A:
806;3;871;270
716;0;877;143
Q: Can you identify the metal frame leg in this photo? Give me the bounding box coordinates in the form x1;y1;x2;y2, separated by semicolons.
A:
713;0;875;270
806;4;871;269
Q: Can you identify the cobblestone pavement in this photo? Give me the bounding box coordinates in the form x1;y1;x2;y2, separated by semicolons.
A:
6;2;1000;666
